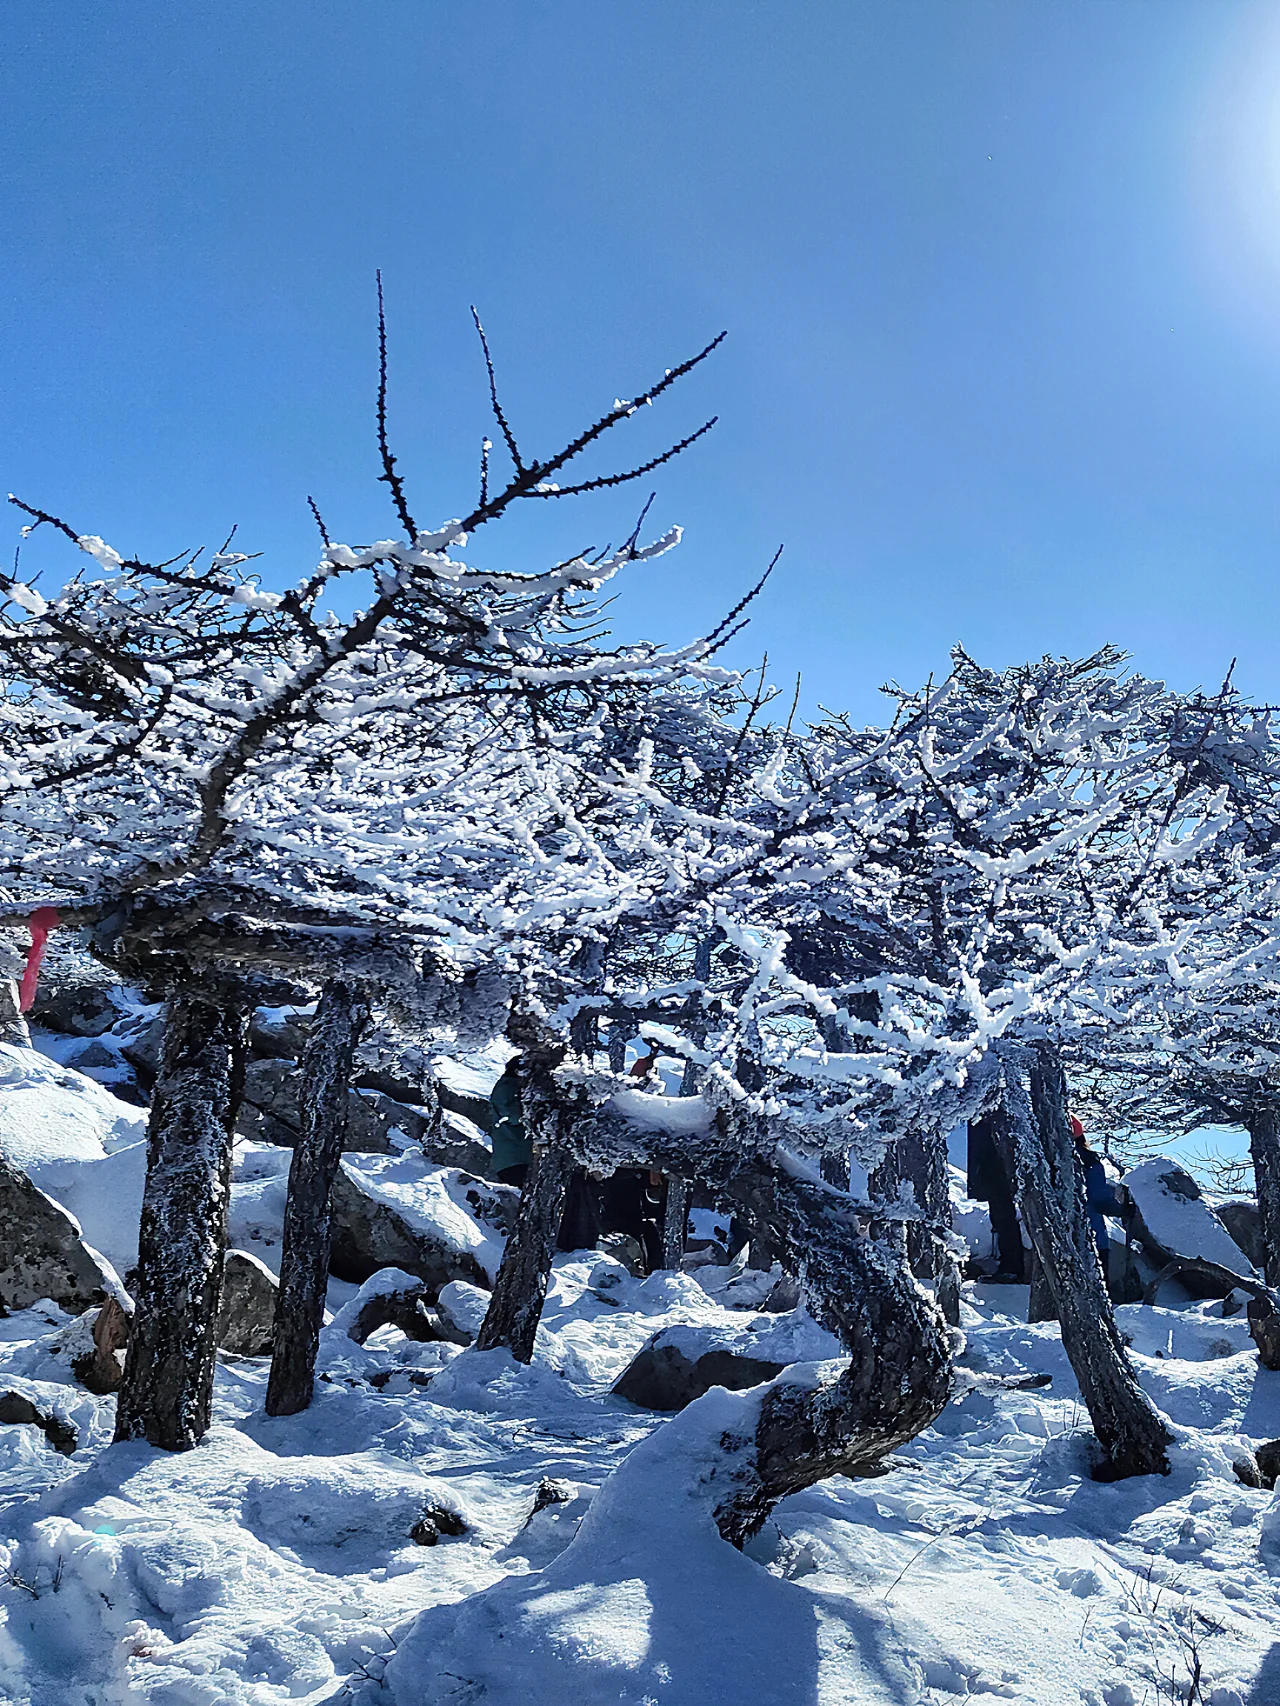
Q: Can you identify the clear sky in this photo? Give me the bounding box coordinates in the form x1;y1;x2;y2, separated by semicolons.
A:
7;2;1280;724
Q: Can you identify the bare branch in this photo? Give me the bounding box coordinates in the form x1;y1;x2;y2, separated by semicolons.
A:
376;271;417;539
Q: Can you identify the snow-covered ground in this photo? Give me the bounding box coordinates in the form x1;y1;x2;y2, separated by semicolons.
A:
2;1055;1279;1705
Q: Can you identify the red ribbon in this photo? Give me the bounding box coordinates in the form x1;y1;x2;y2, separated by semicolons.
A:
19;907;60;1013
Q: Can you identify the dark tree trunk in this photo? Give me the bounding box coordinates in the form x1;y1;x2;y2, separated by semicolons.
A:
475;1049;584;1363
266;979;371;1417
474;1145;574;1362
993;1043;1171;1480
869;1127;959;1324
1248;1108;1280;1289
661;1176;689;1270
1027;1245;1057;1322
710;1161;952;1545
114;991;247;1450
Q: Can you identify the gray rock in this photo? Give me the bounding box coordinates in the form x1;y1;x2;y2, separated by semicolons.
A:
0;1390;76;1455
116;1014;165;1089
1256;1438;1280;1490
217;1249;278;1357
410;1504;467;1545
432;1108;492;1176
31;982;119;1037
1217;1200;1265;1274
248;1005;313;1060
0;1159;118;1313
344;1276;440;1345
613;1335;785;1412
328;1169;495;1295
235;1057;433;1157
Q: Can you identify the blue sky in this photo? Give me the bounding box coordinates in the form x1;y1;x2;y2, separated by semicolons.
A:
7;1;1280;729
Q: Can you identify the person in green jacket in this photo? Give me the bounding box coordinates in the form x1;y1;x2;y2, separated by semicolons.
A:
489;1060;534;1185
488;1057;601;1249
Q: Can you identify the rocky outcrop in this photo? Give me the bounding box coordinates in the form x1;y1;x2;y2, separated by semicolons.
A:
217;1249;278;1357
235;1057;434;1155
1126;1160;1257;1297
0;1158;119;1313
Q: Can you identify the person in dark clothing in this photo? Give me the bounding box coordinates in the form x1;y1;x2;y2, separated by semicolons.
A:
487;1058;601;1251
1072;1116;1124;1272
488;1060;533;1187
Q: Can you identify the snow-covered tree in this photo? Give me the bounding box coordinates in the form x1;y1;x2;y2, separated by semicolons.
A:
0;313;743;1446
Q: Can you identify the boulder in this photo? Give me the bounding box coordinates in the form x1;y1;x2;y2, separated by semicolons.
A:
613;1336;785;1412
1257;1439;1280;1490
1125;1160;1257;1295
0;1158;119;1313
235;1057;432;1156
116;1014;165;1089
31;981;119;1037
1217;1200;1265;1274
349;1280;440;1346
1248;1293;1280;1373
328;1160;515;1295
248;1004;314;1060
432;1054;502;1132
435;1280;491;1344
410;1504;467;1545
611;1311;842;1413
217;1249;278;1357
0;1389;76;1456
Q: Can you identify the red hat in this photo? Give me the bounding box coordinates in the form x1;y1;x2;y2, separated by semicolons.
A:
1070;1116;1085;1140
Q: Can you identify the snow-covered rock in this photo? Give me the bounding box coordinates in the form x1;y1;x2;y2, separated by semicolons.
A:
328;1154;516;1295
1126;1159;1256;1279
217;1250;278;1358
613;1311;841;1411
0;1160;122;1314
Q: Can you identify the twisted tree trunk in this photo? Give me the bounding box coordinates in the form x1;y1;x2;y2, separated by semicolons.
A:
993;1043;1171;1480
114;990;248;1450
266;979;371;1416
1247;1107;1280;1289
475;1146;574;1362
710;1162;952;1544
475;1052;579;1363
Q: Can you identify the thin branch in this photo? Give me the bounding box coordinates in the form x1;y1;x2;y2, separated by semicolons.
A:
470;307;526;475
525;419;718;500
701;544;782;650
376;271;417;539
306;496;332;548
785;671;802;736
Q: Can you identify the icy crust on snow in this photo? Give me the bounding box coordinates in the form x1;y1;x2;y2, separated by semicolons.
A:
1126;1157;1257;1274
